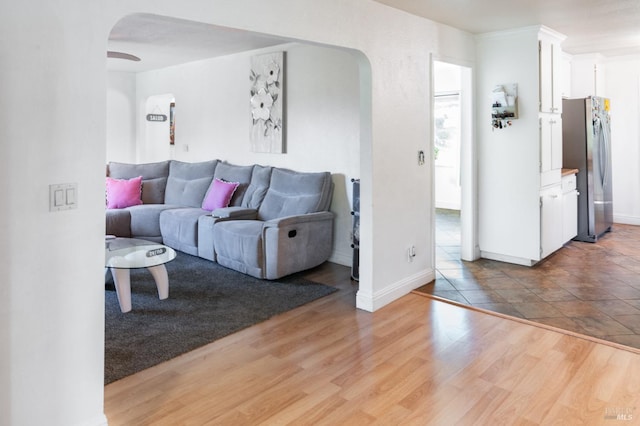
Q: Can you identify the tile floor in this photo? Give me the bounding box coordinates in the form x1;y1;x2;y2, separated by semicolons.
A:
415;208;640;350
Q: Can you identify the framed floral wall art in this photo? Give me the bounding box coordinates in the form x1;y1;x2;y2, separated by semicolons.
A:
250;51;285;153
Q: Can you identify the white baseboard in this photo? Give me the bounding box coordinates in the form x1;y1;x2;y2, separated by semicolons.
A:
435;201;461;210
356;269;435;312
480;251;537;266
76;413;108;426
613;215;640;226
329;248;352;267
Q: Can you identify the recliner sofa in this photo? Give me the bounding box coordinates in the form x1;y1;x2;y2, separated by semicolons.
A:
106;160;334;279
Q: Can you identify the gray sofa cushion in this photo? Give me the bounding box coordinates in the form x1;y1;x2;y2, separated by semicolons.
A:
108;160;170;204
241;165;272;209
159;208;208;256
197;208;259;261
127;204;181;241
140;178;168;205
211;162;254;206
258;168;333;221
108;160;170;179
165;160;217;208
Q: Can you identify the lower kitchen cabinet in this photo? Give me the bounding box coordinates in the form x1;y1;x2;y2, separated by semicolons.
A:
541;173;579;259
540;184;564;258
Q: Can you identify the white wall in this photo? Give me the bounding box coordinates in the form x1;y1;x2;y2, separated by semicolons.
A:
0;1;476;425
141;93;174;162
0;2;108;426
603;56;640;225
476;28;543;262
106;72;137;162
564;53;640;226
110;43;361;265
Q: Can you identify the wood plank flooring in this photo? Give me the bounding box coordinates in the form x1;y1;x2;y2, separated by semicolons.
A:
104;262;640;425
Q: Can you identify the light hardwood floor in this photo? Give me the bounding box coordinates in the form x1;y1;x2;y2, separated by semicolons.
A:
104;263;640;425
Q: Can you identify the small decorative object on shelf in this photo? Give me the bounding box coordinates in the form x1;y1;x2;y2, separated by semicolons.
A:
351;178;360;281
491;83;518;130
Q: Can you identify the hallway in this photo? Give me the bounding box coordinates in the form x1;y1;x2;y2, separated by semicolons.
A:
416;209;640;350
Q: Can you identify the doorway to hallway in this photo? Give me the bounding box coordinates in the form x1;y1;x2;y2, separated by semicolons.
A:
432;60;474;263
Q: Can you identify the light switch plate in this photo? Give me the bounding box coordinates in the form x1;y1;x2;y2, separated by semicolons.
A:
49;183;77;212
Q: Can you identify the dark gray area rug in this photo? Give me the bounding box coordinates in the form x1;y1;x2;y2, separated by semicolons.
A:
105;253;337;384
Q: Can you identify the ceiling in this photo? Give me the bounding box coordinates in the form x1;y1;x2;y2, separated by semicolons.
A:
107;14;291;72
374;0;640;57
108;3;640;72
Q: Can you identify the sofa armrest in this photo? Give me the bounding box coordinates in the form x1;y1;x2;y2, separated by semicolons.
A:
211;207;258;220
263;211;334;228
261;211;335;279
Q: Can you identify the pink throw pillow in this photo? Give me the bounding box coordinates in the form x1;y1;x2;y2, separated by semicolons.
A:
106;176;143;209
202;178;239;210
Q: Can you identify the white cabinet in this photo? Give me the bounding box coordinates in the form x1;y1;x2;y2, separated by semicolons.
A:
540;175;578;259
540;184;563;258
562;173;578;242
539;29;564;186
538;29;566;260
540;114;562;186
539;37;563;113
570;53;607;98
540;175;579;259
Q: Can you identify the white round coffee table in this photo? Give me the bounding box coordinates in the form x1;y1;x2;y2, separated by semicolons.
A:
105;237;177;313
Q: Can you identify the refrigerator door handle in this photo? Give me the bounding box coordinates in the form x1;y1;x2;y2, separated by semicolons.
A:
595;112;612;190
601;119;610;188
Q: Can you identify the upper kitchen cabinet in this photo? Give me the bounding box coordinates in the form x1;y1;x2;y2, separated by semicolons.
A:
539;28;566;189
570;53;607;98
538;30;565;113
540;114;563;187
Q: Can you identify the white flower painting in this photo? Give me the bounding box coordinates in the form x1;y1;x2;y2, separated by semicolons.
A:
250;52;284;153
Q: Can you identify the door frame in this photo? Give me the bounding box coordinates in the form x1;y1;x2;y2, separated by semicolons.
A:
430;56;478;262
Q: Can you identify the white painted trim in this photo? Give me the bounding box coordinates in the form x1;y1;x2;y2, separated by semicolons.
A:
429;54;437;289
458;64;479;261
435;201;461;211
431;57;478;262
538;25;567;42
328;248;352;267
476;25;565;42
480;251;537;267
355;269;435;312
613;215;640;226
475;25;540;41
76;414;109;426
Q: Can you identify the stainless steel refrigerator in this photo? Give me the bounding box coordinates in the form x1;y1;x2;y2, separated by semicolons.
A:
562;96;613;242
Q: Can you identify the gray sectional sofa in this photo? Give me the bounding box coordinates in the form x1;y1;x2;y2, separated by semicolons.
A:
106;160;334;279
